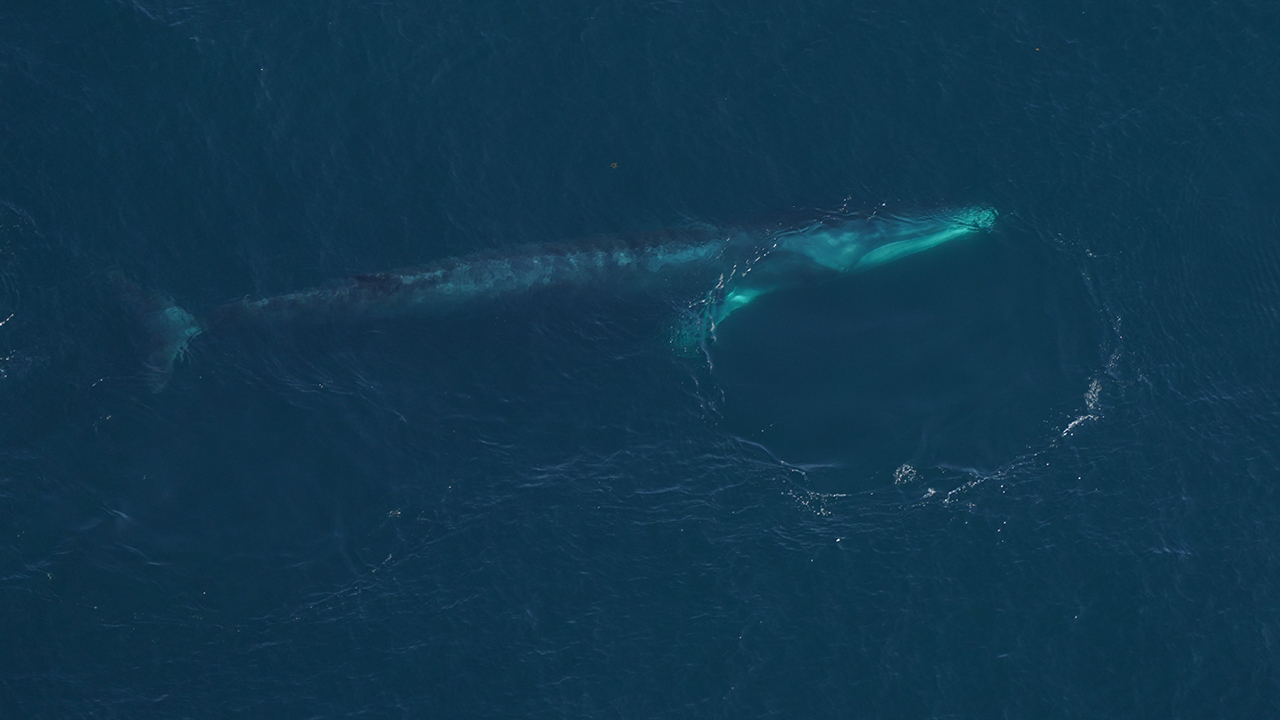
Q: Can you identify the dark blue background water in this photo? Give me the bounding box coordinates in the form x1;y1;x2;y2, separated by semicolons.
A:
2;1;1277;717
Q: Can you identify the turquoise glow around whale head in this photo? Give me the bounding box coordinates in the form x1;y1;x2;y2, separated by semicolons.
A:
775;205;998;273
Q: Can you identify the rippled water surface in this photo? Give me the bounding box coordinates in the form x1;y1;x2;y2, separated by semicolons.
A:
2;2;1278;717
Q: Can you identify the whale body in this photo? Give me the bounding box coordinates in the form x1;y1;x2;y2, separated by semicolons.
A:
119;206;996;390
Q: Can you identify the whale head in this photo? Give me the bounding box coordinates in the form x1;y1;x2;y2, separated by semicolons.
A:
774;206;997;273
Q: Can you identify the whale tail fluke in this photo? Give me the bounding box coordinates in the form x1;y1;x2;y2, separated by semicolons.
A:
108;270;201;392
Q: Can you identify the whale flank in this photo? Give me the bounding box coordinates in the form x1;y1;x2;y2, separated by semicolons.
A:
120;207;996;391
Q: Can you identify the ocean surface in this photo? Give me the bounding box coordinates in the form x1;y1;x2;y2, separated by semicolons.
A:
2;1;1278;717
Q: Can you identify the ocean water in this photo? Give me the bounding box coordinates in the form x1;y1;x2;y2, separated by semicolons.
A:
2;1;1278;717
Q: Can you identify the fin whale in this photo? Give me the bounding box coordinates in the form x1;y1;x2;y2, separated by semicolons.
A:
121;206;996;391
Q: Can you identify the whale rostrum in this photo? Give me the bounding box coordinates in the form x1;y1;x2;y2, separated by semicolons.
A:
117;206;997;390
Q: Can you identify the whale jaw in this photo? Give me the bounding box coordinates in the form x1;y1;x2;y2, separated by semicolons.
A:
778;206;999;274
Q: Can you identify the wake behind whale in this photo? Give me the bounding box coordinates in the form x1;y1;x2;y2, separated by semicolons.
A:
116;207;996;391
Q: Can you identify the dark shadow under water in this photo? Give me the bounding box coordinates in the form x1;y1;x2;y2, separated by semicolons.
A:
710;229;1103;482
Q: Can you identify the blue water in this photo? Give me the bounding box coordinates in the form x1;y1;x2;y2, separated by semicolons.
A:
2;1;1278;717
